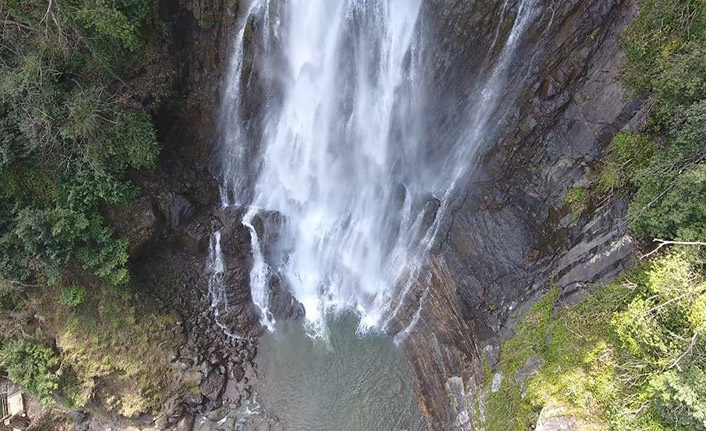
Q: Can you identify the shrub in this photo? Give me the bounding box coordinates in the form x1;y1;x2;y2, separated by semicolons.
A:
0;0;162;287
77;237;130;286
104;110;159;171
75;0;157;53
564;187;587;220
628;164;706;241
621;0;706;108
59;286;87;308
651;367;706;431
14;208;90;270
599;0;706;242
54;288;180;416
0;338;60;405
483;249;706;431
597;132;656;194
670;99;706;161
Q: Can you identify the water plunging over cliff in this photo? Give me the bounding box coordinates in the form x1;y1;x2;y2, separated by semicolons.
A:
215;0;540;336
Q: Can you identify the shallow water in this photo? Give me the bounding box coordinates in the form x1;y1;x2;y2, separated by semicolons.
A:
254;314;426;431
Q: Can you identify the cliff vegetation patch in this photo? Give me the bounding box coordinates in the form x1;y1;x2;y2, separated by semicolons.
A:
0;0;178;417
481;249;706;431
483;0;706;429
604;0;706;242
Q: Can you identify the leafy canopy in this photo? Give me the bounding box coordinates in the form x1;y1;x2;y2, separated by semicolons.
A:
0;0;161;285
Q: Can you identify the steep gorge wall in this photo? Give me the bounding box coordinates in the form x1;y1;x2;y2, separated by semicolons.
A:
402;0;644;429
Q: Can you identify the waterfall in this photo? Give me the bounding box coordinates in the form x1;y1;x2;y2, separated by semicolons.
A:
207;231;246;339
243;207;276;331
217;0;540;336
218;0;268;207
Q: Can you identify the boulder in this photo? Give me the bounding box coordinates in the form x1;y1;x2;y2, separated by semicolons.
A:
184;391;204;408
536;405;577;431
514;355;544;387
201;372;226;401
176;414;195;431
491;373;503;393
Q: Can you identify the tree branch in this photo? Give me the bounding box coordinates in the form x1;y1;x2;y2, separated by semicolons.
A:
1;19;35;32
641;239;706;260
0;279;43;289
669;334;699;371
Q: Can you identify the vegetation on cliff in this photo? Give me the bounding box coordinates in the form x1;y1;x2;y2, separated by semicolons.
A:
602;0;706;241
0;0;161;287
482;250;706;431
484;0;706;430
0;0;179;416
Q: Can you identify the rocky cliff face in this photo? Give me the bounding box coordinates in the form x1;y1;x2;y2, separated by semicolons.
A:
397;0;643;429
98;1;268;427
118;0;645;429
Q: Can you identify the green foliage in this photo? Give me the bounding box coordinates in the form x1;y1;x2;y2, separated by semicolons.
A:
198;19;215;29
651;367;706;431
598;132;656;193
103;110;159;171
59;286;87;307
77;237;130;286
0;282;26;311
0;0;168;413
0;338;60;405
564;187;587;220
611;250;706;429
75;2;151;53
670;99;706;160
482;250;706;431
606;0;706;242
628;164;706;241
54;288;181;416
482;286;560;431
621;0;706;112
14;207;90;269
0;0;161;287
0;0;176;417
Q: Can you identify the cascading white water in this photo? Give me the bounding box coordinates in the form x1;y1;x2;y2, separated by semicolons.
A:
207;231;251;339
216;0;540;336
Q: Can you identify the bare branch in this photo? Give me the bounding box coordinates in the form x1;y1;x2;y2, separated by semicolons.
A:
40;0;54;29
669;334;699;371
641;239;706;260
1;19;34;32
0;279;43;289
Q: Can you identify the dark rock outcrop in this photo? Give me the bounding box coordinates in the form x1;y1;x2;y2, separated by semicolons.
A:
392;0;643;429
100;0;269;425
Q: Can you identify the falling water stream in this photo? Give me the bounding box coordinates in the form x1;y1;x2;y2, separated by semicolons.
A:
210;0;542;428
215;0;540;335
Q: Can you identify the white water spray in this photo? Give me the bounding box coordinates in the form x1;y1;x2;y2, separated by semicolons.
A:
217;0;541;336
207;231;246;339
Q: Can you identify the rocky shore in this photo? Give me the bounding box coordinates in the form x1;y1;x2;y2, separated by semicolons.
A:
56;1;264;428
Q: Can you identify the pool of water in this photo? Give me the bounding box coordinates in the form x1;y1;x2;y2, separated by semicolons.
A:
253;314;427;431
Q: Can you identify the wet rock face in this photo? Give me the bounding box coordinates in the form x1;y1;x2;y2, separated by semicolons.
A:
126;204;262;424
448;0;639;323
400;0;643;429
